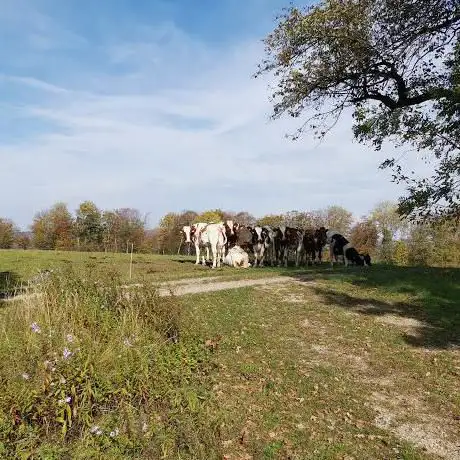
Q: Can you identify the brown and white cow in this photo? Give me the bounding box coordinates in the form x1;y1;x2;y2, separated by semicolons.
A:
183;223;209;265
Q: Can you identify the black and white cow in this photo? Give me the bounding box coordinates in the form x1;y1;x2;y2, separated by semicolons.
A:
250;226;270;267
326;230;370;267
314;226;328;264
302;228;317;266
262;226;277;266
274;226;304;267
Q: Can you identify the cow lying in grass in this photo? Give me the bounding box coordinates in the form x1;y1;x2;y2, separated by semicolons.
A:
223;245;251;268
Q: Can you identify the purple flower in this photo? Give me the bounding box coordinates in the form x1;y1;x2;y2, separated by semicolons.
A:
63;348;73;360
30;322;41;333
58;396;71;405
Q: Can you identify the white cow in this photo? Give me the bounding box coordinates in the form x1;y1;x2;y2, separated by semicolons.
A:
183;222;227;268
223;245;251;268
202;223;227;268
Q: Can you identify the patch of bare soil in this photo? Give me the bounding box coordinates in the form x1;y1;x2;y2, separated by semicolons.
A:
376;314;426;330
158;276;297;297
369;392;460;459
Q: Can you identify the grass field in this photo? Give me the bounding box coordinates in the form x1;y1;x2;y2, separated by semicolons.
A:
0;249;459;459
0;249;290;289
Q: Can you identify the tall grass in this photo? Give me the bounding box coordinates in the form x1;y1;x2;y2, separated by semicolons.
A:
0;267;221;459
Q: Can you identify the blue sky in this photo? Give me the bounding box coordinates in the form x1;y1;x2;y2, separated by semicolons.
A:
0;0;430;229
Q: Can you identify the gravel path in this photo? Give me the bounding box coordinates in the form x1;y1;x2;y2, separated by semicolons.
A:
3;274;314;302
157;276;296;296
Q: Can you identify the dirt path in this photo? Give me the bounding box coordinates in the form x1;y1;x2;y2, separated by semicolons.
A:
157;275;305;296
3;275;314;302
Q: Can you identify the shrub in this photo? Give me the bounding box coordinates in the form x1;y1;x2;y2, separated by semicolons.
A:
0;268;221;459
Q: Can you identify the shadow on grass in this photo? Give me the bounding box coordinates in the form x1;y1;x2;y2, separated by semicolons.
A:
0;271;23;303
285;264;460;350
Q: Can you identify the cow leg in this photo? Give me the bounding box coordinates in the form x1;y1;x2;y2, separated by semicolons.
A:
195;243;200;265
329;242;335;267
295;247;302;267
284;247;288;267
253;249;259;267
259;245;266;267
211;244;217;268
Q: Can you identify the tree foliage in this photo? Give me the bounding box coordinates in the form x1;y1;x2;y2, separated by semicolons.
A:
350;220;379;255
0;219;16;249
256;0;460;220
31;203;74;250
75;201;103;251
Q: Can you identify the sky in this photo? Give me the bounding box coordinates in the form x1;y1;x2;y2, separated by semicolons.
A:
0;0;433;229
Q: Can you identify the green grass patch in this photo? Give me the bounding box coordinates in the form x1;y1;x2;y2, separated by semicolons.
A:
0;267;221;459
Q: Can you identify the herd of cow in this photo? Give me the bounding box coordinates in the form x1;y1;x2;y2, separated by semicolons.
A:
182;221;371;269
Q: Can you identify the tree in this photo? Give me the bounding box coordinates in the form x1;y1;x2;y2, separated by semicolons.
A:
256;0;460;220
0;218;16;249
196;209;225;223
15;232;31;250
115;208;145;251
322;206;353;235
429;221;460;266
370;201;408;241
284;211;317;228
75;201;103;251
101;211;120;252
31;203;74;250
234;212;256;227
257;214;285;227
350;220;379;255
157;212;181;254
407;225;435;266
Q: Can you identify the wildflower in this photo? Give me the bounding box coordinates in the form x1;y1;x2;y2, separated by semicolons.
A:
123;338;132;347
21;373;30;380
90;425;103;435
142;422;148;432
66;334;74;343
63;348;73;360
30;322;41;333
109;428;119;437
58;396;71;405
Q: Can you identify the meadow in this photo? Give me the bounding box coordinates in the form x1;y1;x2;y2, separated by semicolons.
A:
0;249;459;459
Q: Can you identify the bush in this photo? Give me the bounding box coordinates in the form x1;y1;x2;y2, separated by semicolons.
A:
0;268;221;459
391;241;409;266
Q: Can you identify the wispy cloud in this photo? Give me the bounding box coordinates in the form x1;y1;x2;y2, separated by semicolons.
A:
0;0;433;229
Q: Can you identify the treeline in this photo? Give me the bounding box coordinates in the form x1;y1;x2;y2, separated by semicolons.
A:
0;201;459;267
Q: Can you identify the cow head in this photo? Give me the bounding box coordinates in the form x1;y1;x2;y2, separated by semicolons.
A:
361;253;372;266
277;226;287;242
251;226;265;244
315;227;328;246
182;225;192;243
225;220;235;235
262;227;272;246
